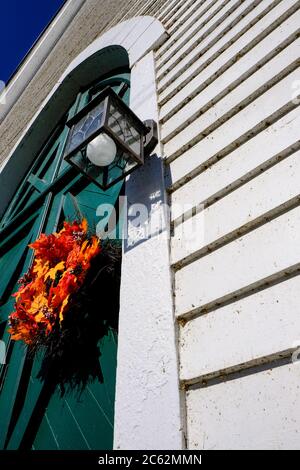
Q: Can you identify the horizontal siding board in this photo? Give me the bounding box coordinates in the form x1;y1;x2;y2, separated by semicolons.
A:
160;0;187;26
134;0;155;16
171;150;300;265
163;57;299;158
170;108;300;217
160;10;300;123
157;0;244;78
148;0;167;16
175;205;300;316
157;0;179;22
168;68;300;185
164;0;212;35
157;0;213;58
161;38;299;143
186;364;300;449
158;0;296;102
180;276;300;380
157;0;226;68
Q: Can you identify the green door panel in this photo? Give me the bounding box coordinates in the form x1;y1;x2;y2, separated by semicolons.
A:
32;331;117;450
0;227;33;303
0;71;129;450
5;358;45;450
0;210;56;449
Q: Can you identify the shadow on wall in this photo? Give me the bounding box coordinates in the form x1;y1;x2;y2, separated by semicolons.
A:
124;153;169;252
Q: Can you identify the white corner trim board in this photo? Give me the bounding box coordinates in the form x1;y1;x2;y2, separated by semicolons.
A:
114;51;182;450
0;15;182;450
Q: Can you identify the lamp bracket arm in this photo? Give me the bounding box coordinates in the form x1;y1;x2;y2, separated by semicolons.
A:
143;120;158;157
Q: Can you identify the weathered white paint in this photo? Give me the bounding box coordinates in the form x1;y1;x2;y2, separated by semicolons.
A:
180;276;300;381
171;150;300;265
156;0;300;449
170;107;300;216
160;0;211;40
160;12;300;124
164;66;300;160
186;364;300;450
157;0;178;23
162;39;299;142
114;51;182;450
158;0;292;100
169;67;299;182
157;0;243;76
175;206;300;316
160;0;187;28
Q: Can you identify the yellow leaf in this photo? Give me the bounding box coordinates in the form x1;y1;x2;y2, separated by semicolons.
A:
45;261;65;281
59;295;70;323
33;259;49;277
28;294;48;315
35;312;46;322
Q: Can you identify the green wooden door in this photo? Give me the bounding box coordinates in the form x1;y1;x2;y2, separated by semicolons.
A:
0;72;130;450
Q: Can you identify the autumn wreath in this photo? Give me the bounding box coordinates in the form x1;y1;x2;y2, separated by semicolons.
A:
8;219;121;394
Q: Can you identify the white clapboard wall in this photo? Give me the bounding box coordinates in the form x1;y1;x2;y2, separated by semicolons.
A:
155;0;300;450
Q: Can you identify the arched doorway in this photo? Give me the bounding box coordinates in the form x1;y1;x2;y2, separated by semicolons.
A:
0;65;130;450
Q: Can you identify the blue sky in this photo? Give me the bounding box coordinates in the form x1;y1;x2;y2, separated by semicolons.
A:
0;0;66;83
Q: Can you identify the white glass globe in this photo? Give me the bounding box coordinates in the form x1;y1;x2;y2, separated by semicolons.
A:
86;133;117;167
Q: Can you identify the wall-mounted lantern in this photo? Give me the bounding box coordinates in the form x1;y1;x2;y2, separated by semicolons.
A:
64;86;158;190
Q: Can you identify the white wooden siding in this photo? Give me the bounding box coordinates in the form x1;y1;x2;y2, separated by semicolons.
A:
155;0;300;449
157;0;242;76
180;276;300;380
187;366;300;450
161;29;300;135
158;0;297;97
170;108;300;220
186;364;300;450
175;206;300;315
171;150;300;265
157;0;216;55
168;78;298;195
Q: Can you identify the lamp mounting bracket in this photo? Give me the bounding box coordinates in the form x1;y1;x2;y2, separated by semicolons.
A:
143;120;158;157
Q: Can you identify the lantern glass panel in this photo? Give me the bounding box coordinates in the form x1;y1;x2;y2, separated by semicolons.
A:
69;147;139;190
64;87;148;190
65;100;106;156
107;99;142;160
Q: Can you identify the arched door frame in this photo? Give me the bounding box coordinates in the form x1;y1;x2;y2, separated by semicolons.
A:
0;16;183;450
